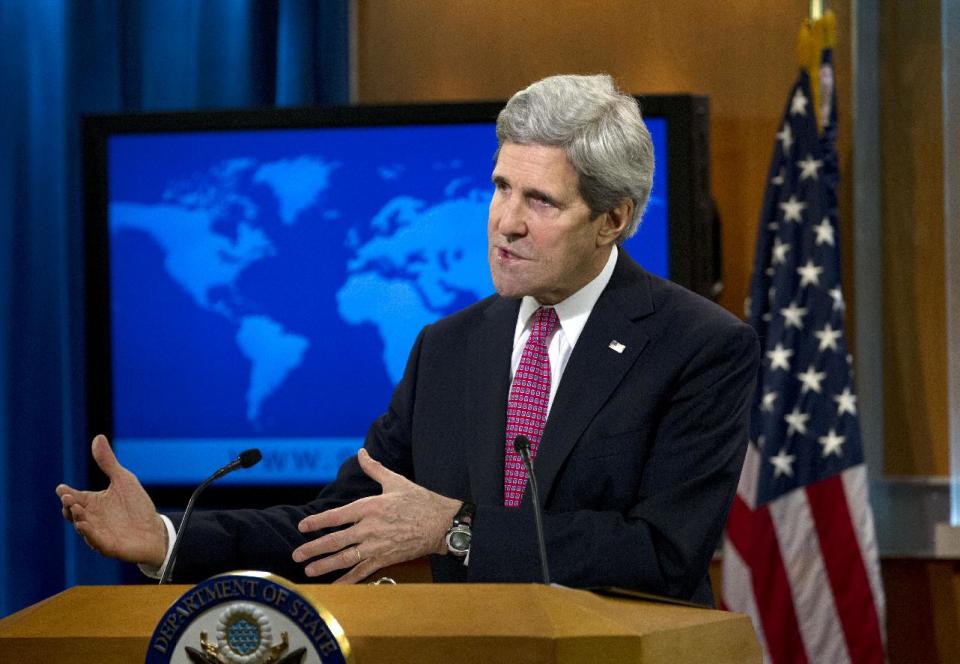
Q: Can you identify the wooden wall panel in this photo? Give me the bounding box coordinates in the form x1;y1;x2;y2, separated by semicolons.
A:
355;0;852;322
879;0;947;475
882;559;960;663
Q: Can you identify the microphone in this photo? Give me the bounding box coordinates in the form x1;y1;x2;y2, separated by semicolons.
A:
159;448;262;584
513;435;550;585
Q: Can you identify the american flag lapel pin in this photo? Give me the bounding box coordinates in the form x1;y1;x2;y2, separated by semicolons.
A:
608;340;626;354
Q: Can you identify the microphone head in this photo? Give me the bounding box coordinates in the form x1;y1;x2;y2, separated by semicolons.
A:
239;448;262;468
513;435;530;455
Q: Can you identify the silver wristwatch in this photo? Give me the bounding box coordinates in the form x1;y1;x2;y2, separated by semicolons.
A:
445;501;476;558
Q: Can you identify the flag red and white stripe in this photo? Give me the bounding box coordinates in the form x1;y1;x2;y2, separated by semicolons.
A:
724;448;885;663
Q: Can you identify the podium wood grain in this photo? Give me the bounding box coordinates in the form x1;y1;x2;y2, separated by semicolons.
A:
0;583;760;663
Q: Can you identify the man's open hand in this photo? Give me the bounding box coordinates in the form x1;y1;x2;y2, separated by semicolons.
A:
293;448;461;583
56;435;168;568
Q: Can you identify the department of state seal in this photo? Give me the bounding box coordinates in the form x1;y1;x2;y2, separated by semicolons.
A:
145;572;351;664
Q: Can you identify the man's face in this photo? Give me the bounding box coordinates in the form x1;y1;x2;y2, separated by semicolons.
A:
488;142;616;305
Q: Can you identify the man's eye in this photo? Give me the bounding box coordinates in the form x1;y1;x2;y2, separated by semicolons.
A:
531;196;555;209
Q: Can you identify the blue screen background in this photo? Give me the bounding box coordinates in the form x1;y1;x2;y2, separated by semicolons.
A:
107;118;668;484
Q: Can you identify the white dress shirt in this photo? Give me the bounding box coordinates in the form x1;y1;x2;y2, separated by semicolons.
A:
510;245;618;418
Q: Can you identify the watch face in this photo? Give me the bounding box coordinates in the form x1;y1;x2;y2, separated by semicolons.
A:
448;529;471;553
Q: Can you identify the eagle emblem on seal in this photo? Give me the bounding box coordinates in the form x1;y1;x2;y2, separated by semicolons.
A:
183;603;306;664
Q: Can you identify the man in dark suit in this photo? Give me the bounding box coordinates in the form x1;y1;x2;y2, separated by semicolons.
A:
58;74;758;605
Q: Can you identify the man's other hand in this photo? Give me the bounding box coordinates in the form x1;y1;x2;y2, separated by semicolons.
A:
293;448;460;583
56;434;168;568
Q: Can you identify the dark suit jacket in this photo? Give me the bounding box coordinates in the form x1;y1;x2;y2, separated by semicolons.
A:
173;251;758;605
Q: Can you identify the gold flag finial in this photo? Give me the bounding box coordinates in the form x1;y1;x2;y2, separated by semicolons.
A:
810;0;824;21
797;9;837;132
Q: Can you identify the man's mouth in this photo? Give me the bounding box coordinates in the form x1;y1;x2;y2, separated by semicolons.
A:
496;246;528;261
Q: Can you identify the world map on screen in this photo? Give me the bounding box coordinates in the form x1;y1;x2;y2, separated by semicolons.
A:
111;155;490;426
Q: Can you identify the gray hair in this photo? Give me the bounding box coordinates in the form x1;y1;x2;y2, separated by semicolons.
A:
496;74;654;243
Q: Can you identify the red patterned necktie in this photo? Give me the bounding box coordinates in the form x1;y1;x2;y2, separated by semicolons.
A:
504;306;560;507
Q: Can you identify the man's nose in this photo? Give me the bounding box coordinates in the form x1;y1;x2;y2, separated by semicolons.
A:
496;197;527;238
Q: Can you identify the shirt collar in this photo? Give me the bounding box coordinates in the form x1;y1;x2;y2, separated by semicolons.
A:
514;245;619;347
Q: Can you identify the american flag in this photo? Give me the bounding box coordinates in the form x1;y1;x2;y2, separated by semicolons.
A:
721;19;886;664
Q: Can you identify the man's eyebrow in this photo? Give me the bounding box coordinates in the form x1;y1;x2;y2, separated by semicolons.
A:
491;173;564;207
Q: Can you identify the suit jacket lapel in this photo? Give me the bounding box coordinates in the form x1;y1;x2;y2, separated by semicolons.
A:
532;254;655;506
465;296;519;506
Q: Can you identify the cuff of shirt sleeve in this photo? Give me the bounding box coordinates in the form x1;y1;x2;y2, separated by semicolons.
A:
138;514;177;580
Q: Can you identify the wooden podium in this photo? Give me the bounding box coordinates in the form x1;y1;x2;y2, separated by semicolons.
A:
0;583;760;663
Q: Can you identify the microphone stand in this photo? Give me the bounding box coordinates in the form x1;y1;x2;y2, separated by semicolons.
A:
159;449;261;584
514;435;550;585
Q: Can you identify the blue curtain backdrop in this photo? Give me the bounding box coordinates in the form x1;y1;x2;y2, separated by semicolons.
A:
0;0;349;618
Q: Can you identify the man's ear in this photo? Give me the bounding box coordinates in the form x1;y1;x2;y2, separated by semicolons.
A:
596;198;634;247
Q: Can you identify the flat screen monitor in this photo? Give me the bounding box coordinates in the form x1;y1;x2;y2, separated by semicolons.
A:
83;97;713;500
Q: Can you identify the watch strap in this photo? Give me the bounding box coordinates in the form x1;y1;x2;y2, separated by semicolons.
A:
453;501;476;527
